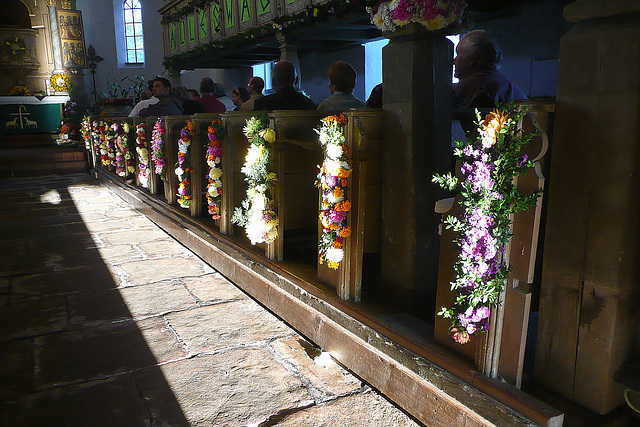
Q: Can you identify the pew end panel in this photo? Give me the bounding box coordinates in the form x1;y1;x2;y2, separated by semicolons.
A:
225;111;260;237
316;109;383;301
268;111;327;261
192;113;223;221
145;116;163;195
164;115;194;206
130;117;146;188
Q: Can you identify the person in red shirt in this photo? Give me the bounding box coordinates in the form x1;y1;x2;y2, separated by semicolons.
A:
197;78;226;113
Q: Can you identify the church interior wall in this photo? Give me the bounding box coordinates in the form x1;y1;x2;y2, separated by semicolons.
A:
76;0;166;97
298;44;367;105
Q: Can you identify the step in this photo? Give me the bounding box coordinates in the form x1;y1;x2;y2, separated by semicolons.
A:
0;146;88;177
0;133;59;148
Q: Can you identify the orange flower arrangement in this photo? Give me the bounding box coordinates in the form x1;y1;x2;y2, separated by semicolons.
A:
316;114;352;270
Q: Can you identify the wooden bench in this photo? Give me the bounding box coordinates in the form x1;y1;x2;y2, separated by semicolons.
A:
164;115;195;206
267;110;327;260
434;101;554;387
317;109;383;301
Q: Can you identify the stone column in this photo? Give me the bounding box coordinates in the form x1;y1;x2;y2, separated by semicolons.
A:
47;2;64;72
380;24;453;318
535;0;640;414
167;69;182;91
276;32;301;90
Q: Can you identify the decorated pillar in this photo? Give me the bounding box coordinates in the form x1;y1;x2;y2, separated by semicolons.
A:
380;22;453;316
535;0;640;414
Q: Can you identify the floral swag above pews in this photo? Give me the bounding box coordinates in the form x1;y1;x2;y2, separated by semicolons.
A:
163;0;380;70
432;105;542;344
368;0;468;32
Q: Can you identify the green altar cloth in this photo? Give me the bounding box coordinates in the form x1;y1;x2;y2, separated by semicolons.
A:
1;96;69;135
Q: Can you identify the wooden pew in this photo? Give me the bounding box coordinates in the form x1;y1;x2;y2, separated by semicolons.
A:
129;117;149;189
224;111;258;236
145;116;164;196
189;113;222;218
91;115;128;174
268;110;327;261
433;101;554;387
317;109;383;301
164;115;194;206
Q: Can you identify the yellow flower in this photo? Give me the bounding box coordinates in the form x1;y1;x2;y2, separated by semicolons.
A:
259;128;276;143
425;15;446;31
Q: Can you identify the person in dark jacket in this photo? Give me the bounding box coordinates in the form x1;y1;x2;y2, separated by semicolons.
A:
139;78;182;117
253;61;315;111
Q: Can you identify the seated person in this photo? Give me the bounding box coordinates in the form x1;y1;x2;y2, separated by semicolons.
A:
187;89;199;100
214;83;235;112
197;78;226;113
240;76;264;111
453;30;526;109
173;86;205;115
253;61;315;111
232;86;251;111
366;83;382;108
129;80;158;117
138;78;182;117
317;61;365;112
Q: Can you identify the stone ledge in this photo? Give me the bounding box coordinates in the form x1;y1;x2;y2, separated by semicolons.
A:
94;167;563;427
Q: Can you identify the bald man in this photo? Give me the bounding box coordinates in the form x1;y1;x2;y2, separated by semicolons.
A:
453;30;526;108
253;61;315;111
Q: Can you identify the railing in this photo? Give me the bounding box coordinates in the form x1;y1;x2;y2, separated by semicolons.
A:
161;0;336;57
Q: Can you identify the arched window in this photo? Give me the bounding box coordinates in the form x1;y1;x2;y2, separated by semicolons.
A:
123;0;144;63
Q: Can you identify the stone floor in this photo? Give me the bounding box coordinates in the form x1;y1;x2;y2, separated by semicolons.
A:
0;173;421;427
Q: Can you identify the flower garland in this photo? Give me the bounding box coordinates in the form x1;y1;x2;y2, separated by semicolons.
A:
206;118;224;220
316;115;352;269
368;0;467;32
433;105;541;344
115;122;134;177
97;120;115;168
231;115;279;245
151;118;167;180
163;0;379;69
81;116;91;151
92;120;102;164
175;120;195;208
135;123;150;188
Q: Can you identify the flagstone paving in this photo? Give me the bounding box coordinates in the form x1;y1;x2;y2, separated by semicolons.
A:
0;173;421;426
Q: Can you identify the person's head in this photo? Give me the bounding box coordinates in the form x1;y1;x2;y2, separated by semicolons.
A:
151;77;171;98
327;61;357;95
366;83;383;108
271;60;297;91
170;86;190;103
200;77;215;95
232;86;251;106
214;83;226;98
247;76;264;95
187;89;199;100
454;30;502;80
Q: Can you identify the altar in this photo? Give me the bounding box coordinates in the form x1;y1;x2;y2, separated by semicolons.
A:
0;96;69;136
